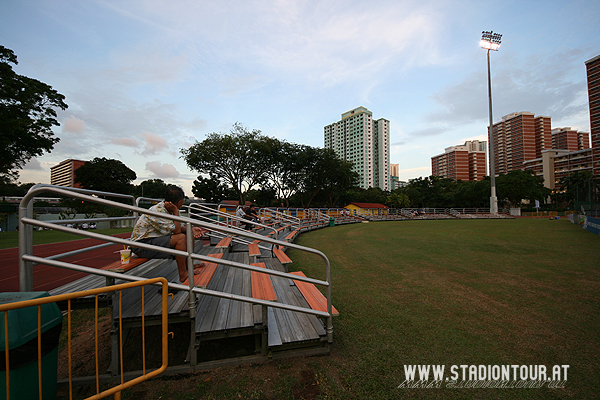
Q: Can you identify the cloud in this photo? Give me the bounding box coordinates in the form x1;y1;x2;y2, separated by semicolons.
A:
426;48;590;128
23;158;43;170
62;116;86;134
405;126;450;138
145;161;180;178
110;137;140;147
399;166;430;176
140;132;169;155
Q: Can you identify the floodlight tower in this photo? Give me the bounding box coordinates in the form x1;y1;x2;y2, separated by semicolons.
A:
480;30;502;215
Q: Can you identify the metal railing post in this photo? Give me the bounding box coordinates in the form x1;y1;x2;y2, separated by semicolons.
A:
18;200;34;292
186;225;197;367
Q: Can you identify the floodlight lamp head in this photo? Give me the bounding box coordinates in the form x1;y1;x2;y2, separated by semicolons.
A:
480;30;502;51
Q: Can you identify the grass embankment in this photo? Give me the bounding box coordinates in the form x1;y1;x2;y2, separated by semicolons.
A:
84;220;600;399
0;228;132;249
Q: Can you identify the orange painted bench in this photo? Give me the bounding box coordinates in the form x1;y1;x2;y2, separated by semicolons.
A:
273;248;292;265
285;229;300;241
215;237;233;252
101;256;148;273
250;262;277;302
290;271;339;316
248;243;261;263
182;253;223;288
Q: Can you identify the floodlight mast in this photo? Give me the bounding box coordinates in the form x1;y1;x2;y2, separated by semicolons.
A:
480;30;502;215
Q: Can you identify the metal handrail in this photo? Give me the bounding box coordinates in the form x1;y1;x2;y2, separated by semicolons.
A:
187;203;278;251
19;185;334;342
0;277;169;400
262;208;302;230
187;203;278;238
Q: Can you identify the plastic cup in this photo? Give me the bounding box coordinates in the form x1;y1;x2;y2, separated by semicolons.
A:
120;249;131;264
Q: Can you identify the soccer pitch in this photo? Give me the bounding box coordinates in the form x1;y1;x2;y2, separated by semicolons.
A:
286;218;600;399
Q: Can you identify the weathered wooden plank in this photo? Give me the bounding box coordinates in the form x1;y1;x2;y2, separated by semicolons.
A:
290;271;339;316
239;252;253;328
198;263;230;332
267;306;282;347
211;265;236;331
284;279;327;336
225;254;245;330
270;273;322;343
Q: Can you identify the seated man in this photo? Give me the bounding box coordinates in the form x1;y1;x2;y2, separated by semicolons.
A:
131;185;205;283
244;204;261;230
235;205;247;228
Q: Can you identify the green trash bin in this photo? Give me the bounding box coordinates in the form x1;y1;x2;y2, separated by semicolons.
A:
0;292;63;400
329;217;335;227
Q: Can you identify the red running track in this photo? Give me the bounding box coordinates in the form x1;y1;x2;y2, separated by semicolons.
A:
0;233;132;293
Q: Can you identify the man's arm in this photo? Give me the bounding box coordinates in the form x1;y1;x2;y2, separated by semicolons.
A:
164;201;183;234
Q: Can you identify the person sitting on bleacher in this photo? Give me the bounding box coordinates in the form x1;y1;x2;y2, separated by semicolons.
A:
131;185;205;283
236;205;247;228
244;204;261;230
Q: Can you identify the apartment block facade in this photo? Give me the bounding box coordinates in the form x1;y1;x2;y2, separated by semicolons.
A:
431;140;487;181
490;112;551;175
585;54;600;175
524;148;594;190
551;127;590;151
50;159;86;188
324;107;390;190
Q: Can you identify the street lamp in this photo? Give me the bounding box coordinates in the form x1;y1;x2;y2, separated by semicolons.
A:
480;30;502;214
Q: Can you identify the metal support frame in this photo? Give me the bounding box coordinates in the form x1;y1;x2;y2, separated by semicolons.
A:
18;185;335;348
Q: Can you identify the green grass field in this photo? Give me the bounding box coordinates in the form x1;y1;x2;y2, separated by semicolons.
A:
284;218;600;399
56;219;600;399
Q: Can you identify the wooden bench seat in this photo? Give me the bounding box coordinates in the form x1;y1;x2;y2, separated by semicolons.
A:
101;256;148;273
290;271;339;316
181;253;223;288
215;236;233;253
250;262;277;301
273;248;292;264
248;243;261;263
285;229;300;241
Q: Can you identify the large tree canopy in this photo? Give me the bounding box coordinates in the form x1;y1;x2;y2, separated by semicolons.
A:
559;171;599;206
0;45;68;183
74;157;137;195
496;169;550;208
181;124;358;207
181;123;276;205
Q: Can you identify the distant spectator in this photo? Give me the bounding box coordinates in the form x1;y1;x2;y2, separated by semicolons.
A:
244;204;261;230
236;205;246;228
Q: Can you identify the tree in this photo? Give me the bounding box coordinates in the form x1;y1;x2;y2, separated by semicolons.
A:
294;148;356;208
558;171;599;207
74;157;137;195
0;45;68;183
135;179;169;199
181;123;273;205
387;192;410;208
496;169;550;208
262;141;306;207
191;175;235;203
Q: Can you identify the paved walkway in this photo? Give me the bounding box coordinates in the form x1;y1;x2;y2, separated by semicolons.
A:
0;233;131;292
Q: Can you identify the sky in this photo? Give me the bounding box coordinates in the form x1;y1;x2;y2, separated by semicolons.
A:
2;0;599;196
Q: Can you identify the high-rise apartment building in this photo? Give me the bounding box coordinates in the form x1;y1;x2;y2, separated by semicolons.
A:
490;112;551;175
431;140;487;181
551;127;590;151
324;107;390;190
50;159;86;188
523;148;594;189
390;163;400;190
585;54;600;175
